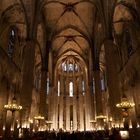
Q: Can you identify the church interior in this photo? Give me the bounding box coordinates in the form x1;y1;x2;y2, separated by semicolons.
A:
0;0;140;139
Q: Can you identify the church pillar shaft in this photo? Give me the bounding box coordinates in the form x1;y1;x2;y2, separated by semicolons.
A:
104;40;121;122
66;73;70;130
39;71;47;117
73;74;77;130
59;75;64;129
94;70;103;116
79;95;84;131
20;41;35;125
84;73;90;130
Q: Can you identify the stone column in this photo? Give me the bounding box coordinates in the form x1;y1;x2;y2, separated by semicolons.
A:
63;75;66;130
39;70;47;116
88;49;95;123
73;73;77;131
48;86;54;129
54;73;58;130
104;40;121;123
93;69;105;128
66;68;70;130
48;49;55;129
59;75;64;129
88;80;95;130
87;70;95;130
38;70;47;128
20;41;35;127
84;73;90;130
94;70;103;116
79;95;84;131
78;74;84;130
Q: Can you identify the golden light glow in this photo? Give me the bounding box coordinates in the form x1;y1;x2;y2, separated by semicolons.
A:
11;128;14;131
120;131;129;139
39;128;45;131
116;101;135;109
45;120;53;124
4;97;22;112
90;120;96;123
96;115;107;119
97;127;104;130
109;117;112;122
34;115;45;120
4;103;22;112
116;95;135;110
22;122;30;128
137;123;140;128
3;126;5;131
29;118;33;123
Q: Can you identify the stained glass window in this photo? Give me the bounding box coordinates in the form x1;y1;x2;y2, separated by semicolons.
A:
69;63;73;72
74;63;78;72
82;80;85;95
62;63;67;72
8;28;16;58
93;79;95;94
58;80;60;96
11;30;15;36
69;81;73;97
47;77;49;95
101;79;105;91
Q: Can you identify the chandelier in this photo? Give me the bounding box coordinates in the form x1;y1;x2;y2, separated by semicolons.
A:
90;120;96;123
96;115;107;119
4;96;22;112
34;115;45;120
116;94;135;111
116;94;135;118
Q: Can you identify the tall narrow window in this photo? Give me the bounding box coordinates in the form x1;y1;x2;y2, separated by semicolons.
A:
58;80;60;96
74;63;78;72
82;80;85;95
62;63;67;72
69;63;73;72
93;79;95;94
101;78;105;91
46;78;49;95
8;28;16;58
69;81;73;97
64;64;67;72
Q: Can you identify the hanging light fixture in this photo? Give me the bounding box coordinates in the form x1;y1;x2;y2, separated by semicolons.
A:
96;115;107;120
116;94;135;111
34;115;45;120
4;96;22;112
116;94;135;118
4;96;22;134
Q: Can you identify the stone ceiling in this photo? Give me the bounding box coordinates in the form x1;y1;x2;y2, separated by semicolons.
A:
42;0;96;69
0;0;138;72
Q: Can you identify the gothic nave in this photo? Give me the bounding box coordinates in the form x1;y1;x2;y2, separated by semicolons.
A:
0;0;140;139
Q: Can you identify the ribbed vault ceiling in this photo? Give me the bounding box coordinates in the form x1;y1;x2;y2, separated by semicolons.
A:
42;0;96;67
0;0;137;72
